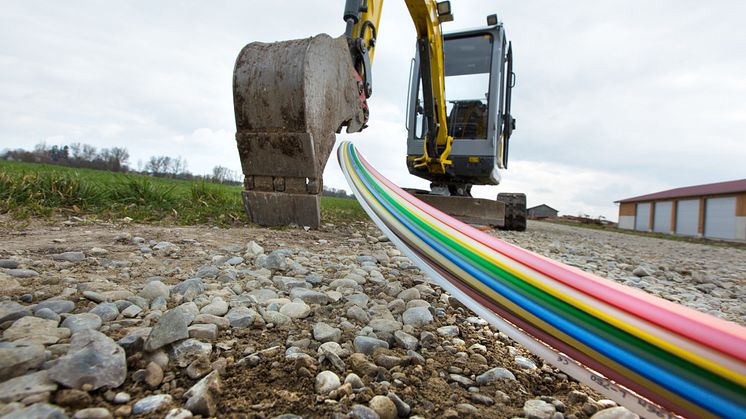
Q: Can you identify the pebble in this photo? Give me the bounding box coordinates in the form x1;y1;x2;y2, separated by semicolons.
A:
4;269;39;278
145;306;190;351
184;370;222;416
0;343;46;381
200;297;229;316
169;338;212;367
524;399;557;419
90;303;119;322
515;355;537;370
401;306;433;327
353;336;389;355
72;407;112;419
188;323;219;341
590;407;639;419
132;394;173;415
48;329;127;390
0;259;19;268
52;251;86;262
476;367;516;385
369;395;397;419
35;299;75;314
387;392;411;417
315;370;341;394
165;408;194;419
313;322;342;343
436;325;460;337
34;307;61;322
351;404;380;419
2;402;66;419
113;392;130;404
0;370;58;403
61;313;103;334
279;301;311;318
289;288;331;305
0;301;32;324
225;307;256;328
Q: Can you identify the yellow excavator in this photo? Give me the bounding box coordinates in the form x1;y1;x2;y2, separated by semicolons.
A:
233;0;526;230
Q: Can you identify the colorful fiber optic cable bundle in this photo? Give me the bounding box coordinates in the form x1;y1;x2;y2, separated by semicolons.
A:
337;141;746;419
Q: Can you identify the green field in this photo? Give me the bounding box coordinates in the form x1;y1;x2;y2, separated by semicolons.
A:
0;161;365;226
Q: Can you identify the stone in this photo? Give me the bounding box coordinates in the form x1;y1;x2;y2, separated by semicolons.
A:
48;329;127;390
315;370;341;394
470;393;495;406
524;399;556;419
289;288;331;305
245;241;264;258
476;367;516;385
0;371;58;403
262;310;291;326
247;288;279;304
346;306;369;323
369;395;397;419
169;338;212;367
61;313;103;334
393;330;419;350
351;404;380;419
5;269;39;278
0;301;32;324
90;303;119;322
188;323;218;341
353;336;389;355
369;319;402;333
144;361;163;388
590;407;639;419
193;313;230;329
186;356;212;379
3;316;68;345
120;304;142;318
113;392;130;404
419;331;437;348
35;299;75;314
404;306;435;327
255;254;287;271
165;408;194;419
0;259;19;268
0;343;46;381
171;278;204;298
387;392;410;417
397;288;420;301
2;402;66;419
375;354;404;369
279;301;311;319
0;275;22;293
313;322;342;343
140;280;170;302
52;251;86;262
184;370;222;417
55;389;92;408
633;266;653;277
196;265;220;278
200;297;229;316
436;325;459;337
72;407;112;419
144;307;190;351
345;373;365;389
225;307;256;328
515;355;537;370
132;394;173;415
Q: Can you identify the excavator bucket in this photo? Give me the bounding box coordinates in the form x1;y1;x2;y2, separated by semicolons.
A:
233;34;366;228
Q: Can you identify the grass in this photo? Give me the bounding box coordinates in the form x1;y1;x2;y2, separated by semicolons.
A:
544;219;746;250
0;161;366;226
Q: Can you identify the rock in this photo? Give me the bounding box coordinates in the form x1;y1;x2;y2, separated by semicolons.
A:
351;404;380;419
72;407;111;419
120;304;142;318
247;288;279;304
193;313;230;329
35;299;75;314
262;310;291;325
113;392;130;404
0;301;32;323
255;254;287;271
387;392;411;417
171;278;204;298
0;371;58;402
132;394;173;415
188;323;219;341
245;241;264;258
225;307;256;328
0;259;19;268
186;356;212;379
375;354;404;369
169;339;212;367
419;331;437;348
2;402;67;419
289;288;331;305
568;390;589;404
476;367;516;385
52;252;86;262
524;399;556;419
632;266;653;277
61;313;102;334
140;280;170;302
279;301;311;319
347;306;369;323
393;330;418;350
401;306;433;327
196;265;220;278
0;343;46;381
315;370;341;394
456;403;479;416
82;291;106;303
200;297;229;316
590;407;639;419
397;288;420;301
353;336;389;355
313;322;342;343
184;370;222;417
369;395;397;419
90;303;119;322
449;374;475;387
165;408;193;419
55;389;92;408
436;325;459;337
470;393;495;406
344;373;365;389
0;275;22;293
3;316;68;345
515;356;537;370
369;319;402;333
144;307;190;351
5;269;39;278
48;329;127;390
143;361;163;388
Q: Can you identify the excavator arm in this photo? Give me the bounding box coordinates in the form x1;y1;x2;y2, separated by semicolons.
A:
234;0;456;227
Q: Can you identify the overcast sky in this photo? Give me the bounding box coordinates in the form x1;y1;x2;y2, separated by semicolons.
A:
2;1;745;220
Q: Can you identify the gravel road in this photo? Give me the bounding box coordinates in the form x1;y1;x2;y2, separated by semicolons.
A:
0;216;742;418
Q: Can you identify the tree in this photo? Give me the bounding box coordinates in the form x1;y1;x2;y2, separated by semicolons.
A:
211;165;229;183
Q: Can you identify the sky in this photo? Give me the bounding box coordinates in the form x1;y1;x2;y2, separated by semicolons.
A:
1;1;745;221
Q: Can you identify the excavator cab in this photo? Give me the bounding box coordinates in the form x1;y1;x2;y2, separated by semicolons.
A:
406;17;515;188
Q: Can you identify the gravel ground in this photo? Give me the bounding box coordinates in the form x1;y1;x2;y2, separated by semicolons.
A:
0;216;742;419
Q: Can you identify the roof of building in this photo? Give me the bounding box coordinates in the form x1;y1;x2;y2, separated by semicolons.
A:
527;204;558;212
616;178;746;203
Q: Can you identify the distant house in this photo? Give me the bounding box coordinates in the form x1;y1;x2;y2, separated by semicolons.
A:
527;204;558;219
615;178;746;241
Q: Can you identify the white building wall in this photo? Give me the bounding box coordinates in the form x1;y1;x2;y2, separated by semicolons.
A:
704;197;737;240
736;216;746;241
676;199;699;236
635;203;651;231
653;201;673;233
618;216;635;230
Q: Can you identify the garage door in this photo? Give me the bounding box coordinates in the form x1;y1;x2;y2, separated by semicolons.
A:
635;203;651;231
653;201;672;233
705;197;736;239
676;199;699;236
